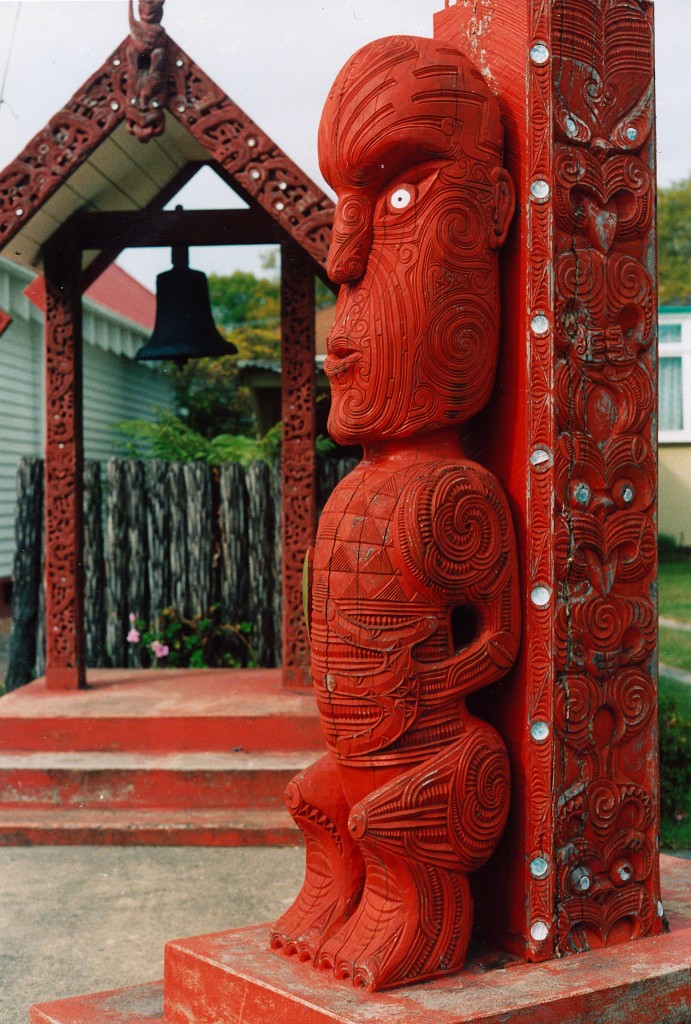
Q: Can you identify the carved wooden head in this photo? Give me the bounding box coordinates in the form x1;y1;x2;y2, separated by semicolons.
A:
318;35;515;445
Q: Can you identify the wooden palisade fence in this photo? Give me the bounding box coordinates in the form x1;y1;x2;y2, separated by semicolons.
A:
5;455;357;690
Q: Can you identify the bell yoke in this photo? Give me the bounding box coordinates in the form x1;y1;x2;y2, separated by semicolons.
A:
270;34;520;991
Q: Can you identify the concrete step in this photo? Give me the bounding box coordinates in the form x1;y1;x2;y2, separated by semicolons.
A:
0;749;319;811
0;805;302;846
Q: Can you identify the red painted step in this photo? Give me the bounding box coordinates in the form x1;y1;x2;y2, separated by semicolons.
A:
0;668;325;845
0;806;301;846
0;750;317;811
0;668;324;753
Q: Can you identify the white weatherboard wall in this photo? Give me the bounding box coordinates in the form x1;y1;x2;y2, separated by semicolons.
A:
0;257;174;578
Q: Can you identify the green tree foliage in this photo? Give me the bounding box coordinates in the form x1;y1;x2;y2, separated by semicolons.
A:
172;271;282;438
172;262;334;439
658;176;691;307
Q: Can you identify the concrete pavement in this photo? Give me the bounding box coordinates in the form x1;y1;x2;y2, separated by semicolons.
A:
0;845;304;1024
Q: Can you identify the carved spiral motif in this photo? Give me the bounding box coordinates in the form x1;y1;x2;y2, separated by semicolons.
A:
450;731;510;872
399;466;509;600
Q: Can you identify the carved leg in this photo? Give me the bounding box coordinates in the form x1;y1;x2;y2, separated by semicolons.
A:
270;753;365;961
315;725;510;990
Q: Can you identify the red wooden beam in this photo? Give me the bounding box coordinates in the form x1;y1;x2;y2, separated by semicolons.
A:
280;242;316;687
43;236;86;691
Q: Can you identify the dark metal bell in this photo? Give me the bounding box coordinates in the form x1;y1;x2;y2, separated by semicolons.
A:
135;245;236;367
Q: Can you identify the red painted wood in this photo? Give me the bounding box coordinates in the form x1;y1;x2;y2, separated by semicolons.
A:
43;241;86;691
270;36;521;991
280;243;316;687
435;0;663;964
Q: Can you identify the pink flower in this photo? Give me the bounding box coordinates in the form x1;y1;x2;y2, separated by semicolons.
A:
127;628;141;644
129;612;136;623
150;640;169;659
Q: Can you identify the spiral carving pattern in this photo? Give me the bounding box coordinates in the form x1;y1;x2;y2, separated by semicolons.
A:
399;466;511;601
450;735;510;872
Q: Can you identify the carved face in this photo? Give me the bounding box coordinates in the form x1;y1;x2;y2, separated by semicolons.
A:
318;36;515;446
138;0;163;24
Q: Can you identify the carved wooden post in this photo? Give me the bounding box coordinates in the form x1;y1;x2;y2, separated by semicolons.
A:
43;236;86;690
280;242;316;687
435;0;663;961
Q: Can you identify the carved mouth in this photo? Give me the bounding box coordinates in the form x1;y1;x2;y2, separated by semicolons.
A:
324;338;361;378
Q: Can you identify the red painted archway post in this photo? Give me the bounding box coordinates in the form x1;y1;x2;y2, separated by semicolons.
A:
280;241;316;687
43;235;86;690
435;0;663;962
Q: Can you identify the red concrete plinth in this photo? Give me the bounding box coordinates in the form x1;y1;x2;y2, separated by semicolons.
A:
30;856;691;1024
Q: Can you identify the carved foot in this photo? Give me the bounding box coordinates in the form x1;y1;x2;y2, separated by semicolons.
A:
315;849;471;990
269;755;365;961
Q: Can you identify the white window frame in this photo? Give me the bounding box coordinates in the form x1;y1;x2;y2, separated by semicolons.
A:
658;309;691;444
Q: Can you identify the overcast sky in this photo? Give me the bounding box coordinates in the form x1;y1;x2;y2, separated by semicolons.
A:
0;0;688;289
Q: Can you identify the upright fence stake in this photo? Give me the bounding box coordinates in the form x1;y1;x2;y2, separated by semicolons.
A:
5;458;43;690
83;460;105;668
146;460;171;622
219;462;248;625
246;460;274;667
185;462;213;618
105;459;128;668
169;463;188;617
125;459;148;666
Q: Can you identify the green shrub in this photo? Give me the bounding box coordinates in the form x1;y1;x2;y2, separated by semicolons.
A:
659;694;691;820
658;533;681;563
127;605;256;669
114;414;335;467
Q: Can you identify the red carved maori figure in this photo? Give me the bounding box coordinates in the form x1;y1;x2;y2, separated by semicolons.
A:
270;36;520;990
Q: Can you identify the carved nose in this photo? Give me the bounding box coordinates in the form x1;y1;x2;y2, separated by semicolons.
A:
327;191;373;284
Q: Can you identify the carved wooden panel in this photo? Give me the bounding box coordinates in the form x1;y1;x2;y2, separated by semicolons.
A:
434;0;663;961
550;0;663;955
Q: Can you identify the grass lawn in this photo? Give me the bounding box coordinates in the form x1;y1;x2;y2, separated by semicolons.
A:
658;558;691;622
660;816;691;851
659;627;691;672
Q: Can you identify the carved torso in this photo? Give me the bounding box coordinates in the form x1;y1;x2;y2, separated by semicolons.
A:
311;454;518;769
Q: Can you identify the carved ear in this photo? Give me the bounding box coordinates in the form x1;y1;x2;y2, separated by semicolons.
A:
490;167;516;248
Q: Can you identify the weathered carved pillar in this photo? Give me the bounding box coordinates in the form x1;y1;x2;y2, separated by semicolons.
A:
280;242;316;686
435;0;663;960
43;237;86;690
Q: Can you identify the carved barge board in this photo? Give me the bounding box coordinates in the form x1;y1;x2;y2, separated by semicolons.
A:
434;0;663;961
